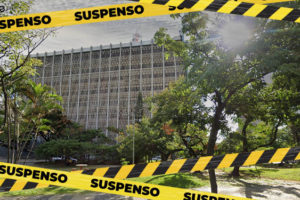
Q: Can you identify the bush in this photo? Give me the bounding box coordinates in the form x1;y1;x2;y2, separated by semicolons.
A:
35;139;120;164
94;145;120;164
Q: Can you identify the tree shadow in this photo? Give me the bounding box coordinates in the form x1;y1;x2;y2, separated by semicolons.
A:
231;178;300;199
143;173;208;188
241;168;279;178
223;167;279;180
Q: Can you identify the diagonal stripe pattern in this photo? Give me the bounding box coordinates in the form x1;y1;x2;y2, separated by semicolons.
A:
0;147;299;192
133;0;300;23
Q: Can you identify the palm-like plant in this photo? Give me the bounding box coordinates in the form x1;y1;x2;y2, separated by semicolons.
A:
7;79;63;163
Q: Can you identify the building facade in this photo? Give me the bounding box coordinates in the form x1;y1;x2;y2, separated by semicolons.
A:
32;38;183;136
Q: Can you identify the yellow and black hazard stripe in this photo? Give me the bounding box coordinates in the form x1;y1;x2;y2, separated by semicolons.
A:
131;0;300;23
1;147;299;192
1;1;300;33
0;162;254;200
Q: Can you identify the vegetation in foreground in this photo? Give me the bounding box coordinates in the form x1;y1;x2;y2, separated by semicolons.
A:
223;166;300;182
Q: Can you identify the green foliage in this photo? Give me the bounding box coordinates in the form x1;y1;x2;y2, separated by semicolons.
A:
118;119;154;163
35;127;119;164
134;91;144;123
154;8;300;191
64;129;110;143
150;77;208;157
118;117;182;163
130;173;209;189
0;0;55;163
154;28;187;59
222;166;300;181
120;158;130;165
93;144;120;164
35;139;84;160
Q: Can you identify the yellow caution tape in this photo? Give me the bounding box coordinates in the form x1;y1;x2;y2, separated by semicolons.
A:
134;0;300;22
237;0;295;3
0;162;254;200
1;147;299;192
0;1;299;33
0;3;186;33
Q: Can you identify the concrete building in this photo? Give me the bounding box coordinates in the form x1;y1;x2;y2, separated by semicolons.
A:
32;37;183;136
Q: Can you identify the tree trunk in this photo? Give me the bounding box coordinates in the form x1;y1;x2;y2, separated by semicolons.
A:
7;99;11;163
242;118;250;153
161;153;169;161
12;110;16;164
17;129;33;163
290;124;300;146
207;102;224;193
181;136;197;158
2;81;11;163
24;132;38;164
231;166;240;177
14;111;20;164
233;118;250;177
209;169;218;193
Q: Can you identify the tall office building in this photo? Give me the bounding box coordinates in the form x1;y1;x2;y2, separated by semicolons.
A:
32;37;183;136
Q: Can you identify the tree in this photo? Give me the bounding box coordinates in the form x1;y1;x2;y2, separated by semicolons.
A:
0;0;55;163
154;6;300;192
150;77;208;158
134;91;144;123
35;128;116;164
118;117;183;163
0;79;63;163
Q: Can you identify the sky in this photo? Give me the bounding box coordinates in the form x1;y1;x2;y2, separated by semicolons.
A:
30;0;183;53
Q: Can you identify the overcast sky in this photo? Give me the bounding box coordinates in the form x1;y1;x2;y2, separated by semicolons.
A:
30;0;183;53
29;0;259;56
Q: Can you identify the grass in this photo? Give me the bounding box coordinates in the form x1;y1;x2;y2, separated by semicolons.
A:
129;172;209;189
0;172;209;197
222;166;300;181
0;186;88;197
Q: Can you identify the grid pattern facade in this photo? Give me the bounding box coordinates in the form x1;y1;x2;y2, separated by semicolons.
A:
33;39;184;136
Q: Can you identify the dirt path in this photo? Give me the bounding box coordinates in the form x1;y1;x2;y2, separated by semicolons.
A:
196;177;300;200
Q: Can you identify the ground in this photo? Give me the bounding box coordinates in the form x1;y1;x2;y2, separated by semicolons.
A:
1;177;299;200
0;166;299;200
196;176;300;200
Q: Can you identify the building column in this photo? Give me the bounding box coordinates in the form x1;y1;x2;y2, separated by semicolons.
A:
117;44;122;129
76;47;83;122
42;53;46;85
139;40;143;92
86;47;93;129
150;40;154;119
59;50;65;96
34;53;39;83
151;40;154;97
174;54;177;81
96;46;102;130
127;43;132;126
67;49;74;116
162;46;165;89
106;44;112;136
50;51;55;89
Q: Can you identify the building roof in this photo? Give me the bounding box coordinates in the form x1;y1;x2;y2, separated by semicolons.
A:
32;36;182;57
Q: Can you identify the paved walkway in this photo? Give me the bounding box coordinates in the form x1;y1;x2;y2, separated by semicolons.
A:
196;178;300;200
